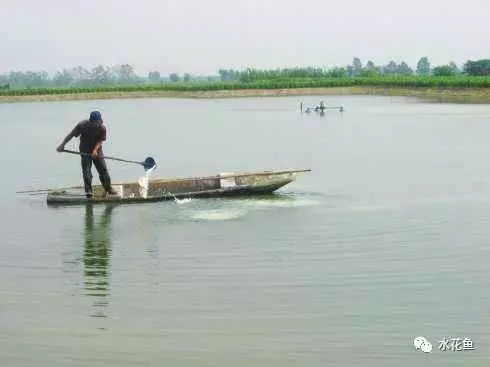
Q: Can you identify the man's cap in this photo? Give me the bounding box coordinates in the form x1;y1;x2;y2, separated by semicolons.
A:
89;111;102;122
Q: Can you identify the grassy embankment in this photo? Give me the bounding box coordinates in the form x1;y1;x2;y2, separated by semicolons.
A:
1;76;490;103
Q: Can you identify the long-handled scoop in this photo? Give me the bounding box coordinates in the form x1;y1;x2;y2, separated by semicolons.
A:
62;149;156;171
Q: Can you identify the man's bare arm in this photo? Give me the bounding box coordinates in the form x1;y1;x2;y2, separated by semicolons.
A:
56;131;75;152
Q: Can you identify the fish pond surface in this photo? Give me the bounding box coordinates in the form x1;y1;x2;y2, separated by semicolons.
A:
1;96;490;366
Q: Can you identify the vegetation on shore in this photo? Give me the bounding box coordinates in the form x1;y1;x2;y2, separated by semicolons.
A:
0;75;489;97
1;58;489;100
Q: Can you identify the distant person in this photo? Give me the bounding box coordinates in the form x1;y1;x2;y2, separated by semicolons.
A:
56;111;116;198
315;101;326;112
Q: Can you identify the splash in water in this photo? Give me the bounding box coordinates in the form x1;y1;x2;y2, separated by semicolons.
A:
165;190;192;204
138;166;156;199
174;197;192;204
137;166;191;204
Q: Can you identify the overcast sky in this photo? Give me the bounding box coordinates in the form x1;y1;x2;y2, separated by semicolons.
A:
1;0;489;75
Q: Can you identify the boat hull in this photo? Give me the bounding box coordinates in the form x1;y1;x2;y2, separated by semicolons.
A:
46;169;309;205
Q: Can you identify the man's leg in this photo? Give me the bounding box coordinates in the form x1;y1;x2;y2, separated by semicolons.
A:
81;155;93;197
93;157;116;194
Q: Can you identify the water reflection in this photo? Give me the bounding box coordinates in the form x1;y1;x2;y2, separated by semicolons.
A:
83;204;115;318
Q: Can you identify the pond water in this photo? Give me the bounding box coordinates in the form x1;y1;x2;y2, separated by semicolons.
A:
1;95;490;366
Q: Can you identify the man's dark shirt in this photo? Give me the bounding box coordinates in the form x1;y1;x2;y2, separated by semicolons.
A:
70;119;107;154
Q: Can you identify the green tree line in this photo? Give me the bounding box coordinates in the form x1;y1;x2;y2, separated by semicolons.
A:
0;65;218;90
1;58;489;90
219;58;489;82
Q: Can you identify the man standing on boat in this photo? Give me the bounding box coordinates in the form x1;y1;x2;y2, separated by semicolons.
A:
56;111;117;198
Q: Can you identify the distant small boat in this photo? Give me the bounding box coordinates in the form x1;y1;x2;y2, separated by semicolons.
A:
46;169;311;205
